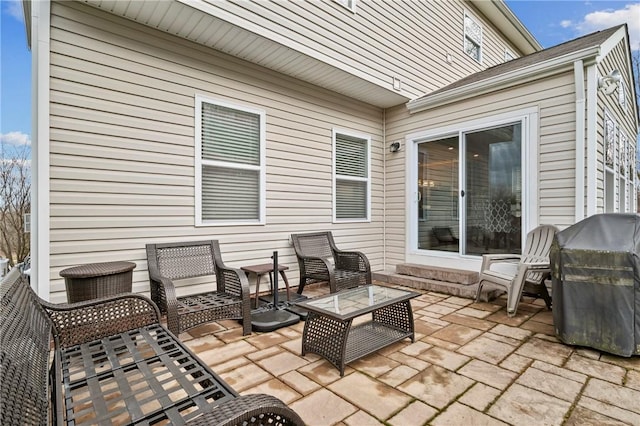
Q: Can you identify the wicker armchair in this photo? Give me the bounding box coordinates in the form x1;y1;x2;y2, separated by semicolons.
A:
146;240;251;336
291;231;371;294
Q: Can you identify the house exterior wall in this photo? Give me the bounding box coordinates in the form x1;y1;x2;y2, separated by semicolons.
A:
47;1;385;302
384;72;578;269
596;38;638;213
197;0;525;99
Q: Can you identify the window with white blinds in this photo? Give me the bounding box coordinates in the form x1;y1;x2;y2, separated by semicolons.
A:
333;130;370;222
195;96;265;225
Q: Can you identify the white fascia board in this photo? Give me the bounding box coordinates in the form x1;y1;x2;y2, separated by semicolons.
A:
474;0;541;54
177;0;414;99
596;26;626;62
407;46;601;114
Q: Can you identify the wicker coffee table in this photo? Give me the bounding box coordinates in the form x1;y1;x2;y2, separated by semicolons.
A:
297;285;418;376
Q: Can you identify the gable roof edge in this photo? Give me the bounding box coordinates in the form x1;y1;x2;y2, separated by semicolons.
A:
407;46;601;114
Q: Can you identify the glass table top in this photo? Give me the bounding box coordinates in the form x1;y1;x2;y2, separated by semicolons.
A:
297;285;418;320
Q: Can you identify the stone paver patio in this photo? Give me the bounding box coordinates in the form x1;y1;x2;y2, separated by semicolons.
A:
180;282;640;426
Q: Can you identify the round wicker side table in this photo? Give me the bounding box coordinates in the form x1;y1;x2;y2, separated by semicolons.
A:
60;261;136;303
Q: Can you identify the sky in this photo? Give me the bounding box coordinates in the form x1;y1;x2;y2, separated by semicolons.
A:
0;0;639;160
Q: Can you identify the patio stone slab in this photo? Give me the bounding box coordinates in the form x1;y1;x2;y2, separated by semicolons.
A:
328;372;412;420
219;363;271;392
625;369;640;391
350;353;400;377
445;296;475;306
344;410;383;425
387;400;437;426
455;307;494;319
183;335;225;353
422;336;461;351
378;365;420;387
483;332;521;347
431;323;484;345
414;317;446;335
575;347;602;360
530;360;587;383
198;340;256;366
398;365;474;409
246;345;282;362
499;353;533;373
519;319;555;336
387;351;431;371
298;360;350;386
211;356;250;374
289;389;357;426
515;337;573;366
564;406;629;426
458;336;514;364
246;332;291;350
458;359;517;390
280;370;321;396
417;346;470;371
441;312;494;330
432;402;508;426
516;366;583;402
564;354;626;384
243;378;301;404
577;396;640;425
399;340;433;357
489;323;533;340
488;383;571;425
458;382;501;411
583;378;640;414
600;353;640;371
256;351;309;377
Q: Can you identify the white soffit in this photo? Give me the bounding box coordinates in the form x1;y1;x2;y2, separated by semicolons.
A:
81;0;409;108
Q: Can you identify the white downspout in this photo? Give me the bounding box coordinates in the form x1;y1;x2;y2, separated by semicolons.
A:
31;0;51;299
585;64;598;216
574;61;585;221
382;109;387;271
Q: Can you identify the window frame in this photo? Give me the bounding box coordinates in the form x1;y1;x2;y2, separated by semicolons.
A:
463;11;483;63
334;0;356;13
194;95;266;226
332;128;371;223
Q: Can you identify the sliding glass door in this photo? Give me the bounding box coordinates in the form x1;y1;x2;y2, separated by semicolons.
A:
415;122;522;256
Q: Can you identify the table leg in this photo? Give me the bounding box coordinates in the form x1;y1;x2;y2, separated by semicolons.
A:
372;300;415;342
254;273;264;309
301;312;351;376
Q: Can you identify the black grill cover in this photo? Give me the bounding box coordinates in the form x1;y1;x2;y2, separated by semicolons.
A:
551;213;640;356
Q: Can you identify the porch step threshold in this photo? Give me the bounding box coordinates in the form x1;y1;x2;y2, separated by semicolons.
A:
373;271;501;302
395;263;479;285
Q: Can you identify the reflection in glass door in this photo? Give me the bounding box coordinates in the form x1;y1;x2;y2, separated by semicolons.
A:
417;137;459;252
465;123;522;255
416;123;522;256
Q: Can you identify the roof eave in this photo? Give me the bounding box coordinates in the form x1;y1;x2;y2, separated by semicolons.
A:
473;0;542;54
407;46;601;114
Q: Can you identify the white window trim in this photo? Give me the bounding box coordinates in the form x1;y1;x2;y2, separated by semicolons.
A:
194;95;266;226
334;0;357;13
332;128;371;223
463;10;483;63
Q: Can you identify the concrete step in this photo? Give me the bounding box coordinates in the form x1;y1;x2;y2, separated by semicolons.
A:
373;271;501;302
395;263;479;285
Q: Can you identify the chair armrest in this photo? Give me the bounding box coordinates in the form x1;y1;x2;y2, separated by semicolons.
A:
187;394;304;426
216;264;251;299
480;254;522;271
148;272;181;334
40;293;160;348
334;250;370;272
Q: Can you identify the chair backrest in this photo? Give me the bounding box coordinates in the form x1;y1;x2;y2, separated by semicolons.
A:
291;232;335;260
146;240;221;280
521;225;559;283
1;268;52;426
522;225;559;263
432;227;457;243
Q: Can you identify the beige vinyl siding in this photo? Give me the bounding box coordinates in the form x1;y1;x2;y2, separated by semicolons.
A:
48;1;384;302
384;73;577;266
194;0;524;99
596;39;638;213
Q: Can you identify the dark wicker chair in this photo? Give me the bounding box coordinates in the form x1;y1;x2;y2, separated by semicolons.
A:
0;267;304;426
146;240;251;336
291;231;371;294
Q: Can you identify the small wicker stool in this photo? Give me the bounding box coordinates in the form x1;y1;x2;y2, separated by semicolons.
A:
60;261;136;302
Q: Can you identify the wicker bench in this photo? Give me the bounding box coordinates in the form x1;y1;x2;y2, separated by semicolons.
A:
291;231;371;294
0;268;304;426
146;240;252;336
